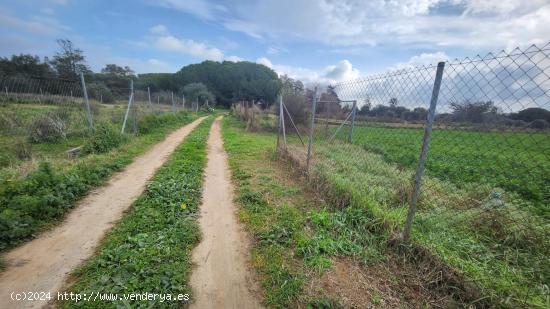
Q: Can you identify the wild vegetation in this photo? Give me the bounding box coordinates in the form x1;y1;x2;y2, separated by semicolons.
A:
222;116;470;308
61;117;213;308
0;109;199;251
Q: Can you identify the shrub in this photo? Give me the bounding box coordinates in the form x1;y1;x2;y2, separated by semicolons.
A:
527;119;549;129
82;123;127;154
27;113;66;143
282;93;310;131
14;139;32;160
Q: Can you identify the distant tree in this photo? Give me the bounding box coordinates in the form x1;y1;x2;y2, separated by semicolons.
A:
183;83;215;105
509;107;550;123
174;61;281;107
0;54;53;77
101;64;135;77
450;100;497;123
50;39;90;79
389;97;398;107
281;74;304;95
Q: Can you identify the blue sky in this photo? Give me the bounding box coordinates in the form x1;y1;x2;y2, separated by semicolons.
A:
0;0;548;85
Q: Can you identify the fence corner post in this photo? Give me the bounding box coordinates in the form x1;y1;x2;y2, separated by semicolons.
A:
403;61;445;243
79;72;94;130
306;87;318;173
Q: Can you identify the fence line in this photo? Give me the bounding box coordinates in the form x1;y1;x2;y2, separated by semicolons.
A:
274;42;550;306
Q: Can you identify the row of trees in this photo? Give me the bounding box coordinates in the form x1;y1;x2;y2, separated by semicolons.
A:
1;39;283;108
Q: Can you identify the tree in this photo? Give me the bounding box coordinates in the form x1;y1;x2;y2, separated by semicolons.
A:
281;74;304;95
183;83;215;106
174;61;281;107
0;54;53;77
509;107;550;123
450;100;497;123
101;64;135;77
50;39;90;80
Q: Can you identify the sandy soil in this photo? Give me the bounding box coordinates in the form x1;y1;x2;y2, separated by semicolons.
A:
0;117;206;309
189;117;263;309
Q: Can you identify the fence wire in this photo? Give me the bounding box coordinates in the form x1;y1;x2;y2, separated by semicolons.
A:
276;43;550;306
0;75;195;173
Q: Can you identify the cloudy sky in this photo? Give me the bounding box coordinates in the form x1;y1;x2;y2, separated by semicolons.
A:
0;0;548;84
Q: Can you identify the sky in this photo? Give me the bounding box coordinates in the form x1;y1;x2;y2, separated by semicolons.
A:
0;0;549;85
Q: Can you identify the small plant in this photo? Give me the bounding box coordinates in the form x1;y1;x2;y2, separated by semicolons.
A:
14;139;32;160
82;123;127;154
27;113;66;143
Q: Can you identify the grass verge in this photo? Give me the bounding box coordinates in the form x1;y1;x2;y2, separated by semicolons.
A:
222;116;461;308
0;111;201;251
60;116;214;308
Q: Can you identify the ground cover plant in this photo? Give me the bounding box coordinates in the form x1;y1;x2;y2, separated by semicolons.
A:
0;107;200;251
292;133;549;307
221;116;464;308
61;117;214;308
325;123;549;214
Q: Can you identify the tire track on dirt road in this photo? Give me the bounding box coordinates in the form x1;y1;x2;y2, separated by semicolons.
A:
189;117;263;309
0;116;207;309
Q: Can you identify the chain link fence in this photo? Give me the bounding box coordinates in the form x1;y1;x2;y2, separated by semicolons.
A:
0;74;195;173
276;43;550;306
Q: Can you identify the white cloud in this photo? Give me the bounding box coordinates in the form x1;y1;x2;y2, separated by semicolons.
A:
256;57;360;87
155;35;224;61
394;51;449;69
149;24;168;34
225;55;243;62
0;9;69;35
256;57;273;68
151;0;550;50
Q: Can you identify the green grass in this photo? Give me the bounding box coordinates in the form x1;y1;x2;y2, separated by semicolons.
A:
326;124;550;213
61;117;214;309
0;105;202;251
222;116;449;308
307;134;549;307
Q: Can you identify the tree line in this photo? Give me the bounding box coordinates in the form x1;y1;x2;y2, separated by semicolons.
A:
0;39;282;108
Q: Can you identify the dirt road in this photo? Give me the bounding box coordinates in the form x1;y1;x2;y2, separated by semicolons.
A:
190;117;263;309
0;117;206;309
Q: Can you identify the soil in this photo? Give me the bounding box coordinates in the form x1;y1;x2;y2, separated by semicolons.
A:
189;117;263;309
0;117;207;309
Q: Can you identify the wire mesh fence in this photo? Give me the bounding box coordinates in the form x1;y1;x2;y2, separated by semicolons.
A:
0;74;196;173
276;43;550;306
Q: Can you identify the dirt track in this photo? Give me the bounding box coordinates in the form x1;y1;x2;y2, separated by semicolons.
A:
0;117;206;309
190;117;263;309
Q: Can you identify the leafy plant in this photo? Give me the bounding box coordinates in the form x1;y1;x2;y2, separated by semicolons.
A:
82;123;127;154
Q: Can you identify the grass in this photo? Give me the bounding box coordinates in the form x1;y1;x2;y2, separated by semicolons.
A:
221;116;459;308
302;132;549;307
0;101;203;251
326;123;549;214
61;117;214;309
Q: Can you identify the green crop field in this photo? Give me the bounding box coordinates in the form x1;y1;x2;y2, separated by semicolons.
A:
326;123;550;214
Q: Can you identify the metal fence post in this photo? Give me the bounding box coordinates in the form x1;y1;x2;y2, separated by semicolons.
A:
121;79;134;134
147;87;153;112
276;94;282;157
403;61;445;243
182;94;185;110
171;91;175;114
348;100;357;143
306;87;318;172
79;72;94;130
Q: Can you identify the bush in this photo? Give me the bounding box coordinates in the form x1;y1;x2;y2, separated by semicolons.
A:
27;113;66;143
82;123;127;154
86;82;115;103
14;139;32;160
137;112;190;134
283;93;310;130
527;119;549;129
